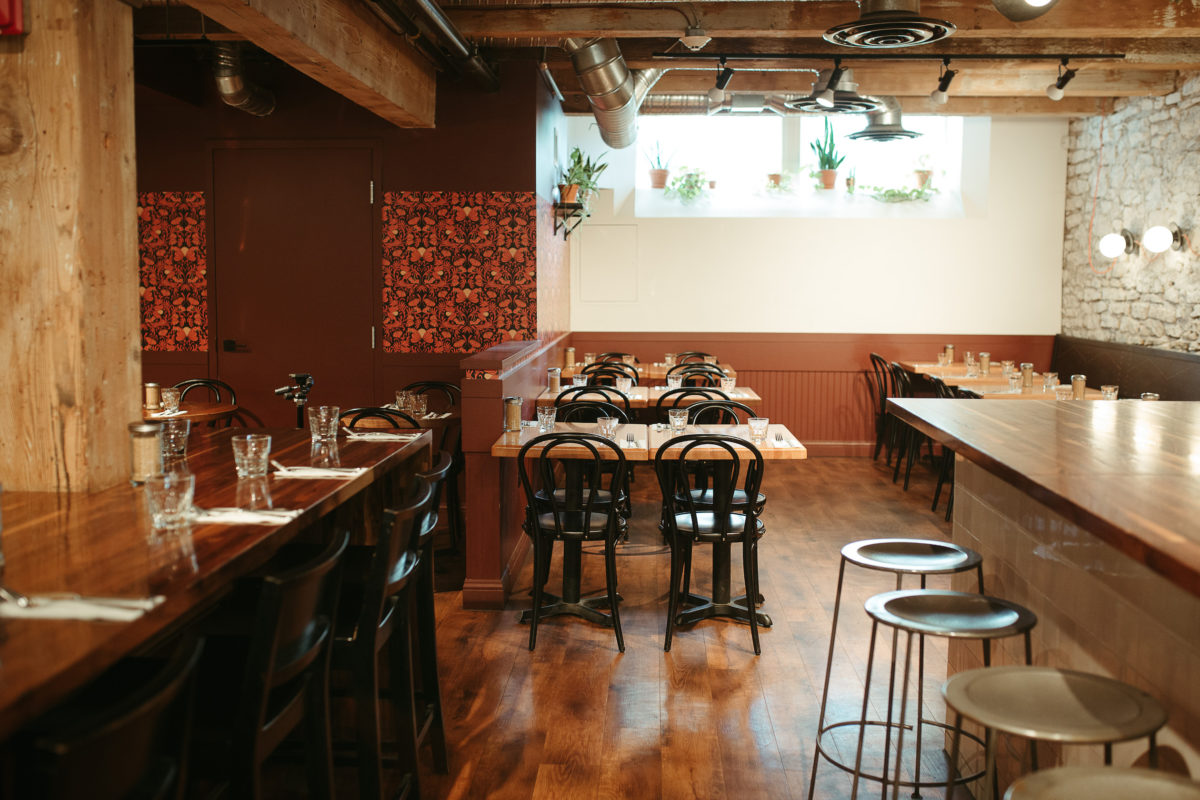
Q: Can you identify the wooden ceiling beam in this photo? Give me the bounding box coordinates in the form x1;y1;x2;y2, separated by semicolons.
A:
446;1;1200;41
182;0;436;127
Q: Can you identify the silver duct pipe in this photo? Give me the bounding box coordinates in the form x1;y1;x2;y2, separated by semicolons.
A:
639;93;813;116
561;38;663;149
212;42;275;117
848;96;922;140
407;0;500;91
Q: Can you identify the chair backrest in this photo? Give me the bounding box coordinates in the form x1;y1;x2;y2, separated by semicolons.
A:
890;362;915;399
20;638;204;800
867;353;894;414
655;387;730;421
675;351;713;363
555;385;631;412
517;433;626;540
653;433;764;537
340;407;421;429
667;363;726;378
929;376;957;399
176;378;238;405
236;530;349;759
582;361;638;384
416;451;453;544
597;351;637;364
402;381;460;409
554;400;629;424
686;400;757;425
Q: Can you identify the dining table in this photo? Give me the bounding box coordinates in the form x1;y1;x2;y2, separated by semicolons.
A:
649;422;806;629
535;385;762;410
143;400;239;426
0;426;430;742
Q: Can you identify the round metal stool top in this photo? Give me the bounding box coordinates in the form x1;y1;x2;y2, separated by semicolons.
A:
944;666;1168;744
842;538;982;575
1005;766;1200;800
864;589;1036;639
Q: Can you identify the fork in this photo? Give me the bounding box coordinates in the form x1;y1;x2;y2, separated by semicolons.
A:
775;432;785;446
626;432;636;447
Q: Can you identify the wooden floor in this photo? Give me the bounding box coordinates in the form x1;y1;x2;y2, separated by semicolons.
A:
415;456;963;800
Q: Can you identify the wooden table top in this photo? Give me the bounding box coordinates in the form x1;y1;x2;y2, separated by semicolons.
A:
535;386;761;409
143;400;238;425
888;398;1200;598
899;360;1035;376
976;385;1104;400
490;422;806;461
0;427;429;740
491;423;650;460
648;424;807;460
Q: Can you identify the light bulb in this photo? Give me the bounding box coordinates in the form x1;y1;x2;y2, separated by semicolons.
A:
930;88;949;104
1143;225;1175;253
1046;83;1065;101
816;88;836;108
1026;0;1053;6
1098;232;1128;259
707;86;725;104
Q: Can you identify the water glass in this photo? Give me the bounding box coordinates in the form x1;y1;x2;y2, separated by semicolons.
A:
1007;374;1023;393
1042;372;1059;392
615;376;632;395
1053;385;1073;401
410;393;428;419
395;390;412;412
307;405;340;442
310;440;341;468
666;374;683;390
664;353;676;367
583;352;596;365
1141;392;1160;401
144;472;195;530
1001;360;1015;377
668;408;688;435
597;416;619;440
964;355;978;378
160;387;182;414
1101;384;1119;400
536;405;556;433
936;352;948;367
622;354;636;366
161;418;191;458
703;356;718;365
232;433;272;478
747;417;769;444
720;376;736;393
236;476;273;510
572;374;588;388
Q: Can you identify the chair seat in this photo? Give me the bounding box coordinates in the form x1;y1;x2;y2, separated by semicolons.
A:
537;487;620;507
1005;766;1200;800
865;589;1037;639
842;538;982;575
534;510;617;539
685;488;766;510
671;511;764;540
943;666;1168;744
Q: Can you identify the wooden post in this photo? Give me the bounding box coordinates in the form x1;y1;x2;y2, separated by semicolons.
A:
0;0;141;492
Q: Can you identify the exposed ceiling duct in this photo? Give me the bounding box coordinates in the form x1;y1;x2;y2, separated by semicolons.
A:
848;96;922;141
786;68;884;113
561;38;664;149
212;42;275;117
364;0;499;91
824;0;955;49
641;93;823;116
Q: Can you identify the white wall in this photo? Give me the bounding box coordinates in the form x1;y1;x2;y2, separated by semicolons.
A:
567;116;1068;334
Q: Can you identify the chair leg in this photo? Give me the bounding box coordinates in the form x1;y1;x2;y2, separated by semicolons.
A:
892;426;910;483
529;536;545;651
444;463;464;553
902;433;920;491
665;537;681;652
304;660;336;800
388;604;422;800
604;537;625;653
932;450;953;511
352;651;384;800
744;539;760;655
415;551;448;772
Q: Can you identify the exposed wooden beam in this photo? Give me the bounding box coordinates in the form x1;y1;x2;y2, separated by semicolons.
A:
446;1;1200;41
183;0;436;127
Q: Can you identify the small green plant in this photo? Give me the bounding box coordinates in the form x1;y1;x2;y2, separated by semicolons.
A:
809;118;846;171
766;171;793;193
561;147;607;193
864;183;938;203
846;168;857;194
666;168;707;203
645;141;671;170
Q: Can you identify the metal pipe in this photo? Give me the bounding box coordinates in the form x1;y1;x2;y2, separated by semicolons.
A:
407;0;501;91
561;37;663;149
212;42;275;117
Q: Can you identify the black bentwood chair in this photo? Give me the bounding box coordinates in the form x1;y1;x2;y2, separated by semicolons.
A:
655;433;766;654
866;352;895;462
341;407;422;429
518;432;628;652
555;385;633;415
654;387;729;423
401;381;460;411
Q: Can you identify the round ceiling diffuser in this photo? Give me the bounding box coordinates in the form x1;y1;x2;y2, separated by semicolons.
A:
824;0;955;48
786;68;884;113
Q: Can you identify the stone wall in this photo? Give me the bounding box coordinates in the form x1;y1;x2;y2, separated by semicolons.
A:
1062;73;1200;351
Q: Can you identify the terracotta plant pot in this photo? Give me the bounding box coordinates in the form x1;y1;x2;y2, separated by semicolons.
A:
914;169;932;189
558;183;580;203
708;180;717;189
820;169;838;190
767;173;782;187
648;168;669;189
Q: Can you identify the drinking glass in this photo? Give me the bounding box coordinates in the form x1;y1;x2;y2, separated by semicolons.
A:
703;356;718;365
395;390;412;413
964;354;978;378
1141;392;1160;401
666;374;683;390
1007;374;1023;393
1101;384;1119;400
597;416;619;440
1042;372;1059;392
536;405;556;433
307;405;340;442
161;418;191;458
720;376;736;393
144;472;195;531
232;433;272;478
160;387;182;414
664;353;676;367
410;393;428;419
310;440;341;468
236;477;273;510
747;417;769;444
622;354;636;366
936;352;947;367
614;376;632;395
572;374;588;388
668;408;688;435
1053;385;1073;401
583;352;596;365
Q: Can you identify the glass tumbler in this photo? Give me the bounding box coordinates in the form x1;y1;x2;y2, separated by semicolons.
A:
1101;385;1119;400
747;417;769;444
144;472;195;531
232;434;272;478
597;416;619;440
668;408;688;435
536;405;556;433
308;406;340;442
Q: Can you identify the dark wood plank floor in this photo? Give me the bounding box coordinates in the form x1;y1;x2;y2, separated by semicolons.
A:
418;456;959;800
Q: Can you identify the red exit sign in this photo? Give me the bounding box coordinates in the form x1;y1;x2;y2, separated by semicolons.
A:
1;0;25;36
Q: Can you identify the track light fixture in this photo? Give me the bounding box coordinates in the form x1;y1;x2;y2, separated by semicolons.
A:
715;58;735;91
816;60;844;108
1046;58;1076;101
930;59;956;105
1098;229;1139;259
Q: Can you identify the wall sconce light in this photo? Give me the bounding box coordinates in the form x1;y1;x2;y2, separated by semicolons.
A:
1098;229;1139;259
816;60;844;108
930;59;957;105
1046;58;1076;101
1143;223;1185;254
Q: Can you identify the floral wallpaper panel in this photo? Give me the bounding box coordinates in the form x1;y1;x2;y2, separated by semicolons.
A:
138;191;208;352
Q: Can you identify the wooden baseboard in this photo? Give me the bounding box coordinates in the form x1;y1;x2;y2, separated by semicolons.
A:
461;578;508;609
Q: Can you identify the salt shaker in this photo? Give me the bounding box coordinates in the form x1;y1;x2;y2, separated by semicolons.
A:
1020;362;1034;388
143;382;162;411
1071;374;1087;400
129;422;164;484
979;352;990;375
944;344;955;364
547;368;561;394
503;396;523;432
563;347;575;369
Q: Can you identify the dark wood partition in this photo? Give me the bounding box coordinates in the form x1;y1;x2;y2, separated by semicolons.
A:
1051;335;1200;400
569;332;1056;456
459;336;569;608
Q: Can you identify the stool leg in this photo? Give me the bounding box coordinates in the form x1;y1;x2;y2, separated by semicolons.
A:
943;713;964;799
1104;742;1113;765
976;564;986;594
984;725;999;800
913;632;926;800
1150;733;1159;768
808;560;849;800
1024;631;1038;773
850;621;881;800
891;630;914;800
880;574;904;800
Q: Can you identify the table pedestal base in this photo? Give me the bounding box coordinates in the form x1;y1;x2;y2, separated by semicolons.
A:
519;591;617;627
675;591;772;628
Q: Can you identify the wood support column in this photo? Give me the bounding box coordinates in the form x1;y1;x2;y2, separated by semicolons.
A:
0;0;141;492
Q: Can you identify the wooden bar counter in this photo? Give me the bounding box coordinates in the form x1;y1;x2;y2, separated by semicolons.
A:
0;427;429;741
889;398;1200;777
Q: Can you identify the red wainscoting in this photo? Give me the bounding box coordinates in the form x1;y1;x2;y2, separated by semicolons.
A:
570;332;1056;456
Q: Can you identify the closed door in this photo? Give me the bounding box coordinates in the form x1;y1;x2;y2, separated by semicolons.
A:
212;145;376;427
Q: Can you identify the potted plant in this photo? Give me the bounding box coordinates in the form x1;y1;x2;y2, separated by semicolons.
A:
665;168;707;203
559;146;607;209
914;154;933;189
846;168;856;194
646;141;671;189
809;118;845;190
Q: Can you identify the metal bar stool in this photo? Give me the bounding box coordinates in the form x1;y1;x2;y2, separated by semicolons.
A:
943;666;1169;800
808;539;985;800
1005;766;1200;799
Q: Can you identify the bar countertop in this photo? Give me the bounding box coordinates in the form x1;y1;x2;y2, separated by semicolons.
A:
889;398;1200;598
0;427;429;741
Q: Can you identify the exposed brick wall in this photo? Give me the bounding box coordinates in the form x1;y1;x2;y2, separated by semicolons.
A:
1062;73;1200;351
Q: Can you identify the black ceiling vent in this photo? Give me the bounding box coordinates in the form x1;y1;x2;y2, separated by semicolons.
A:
824;0;955;49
